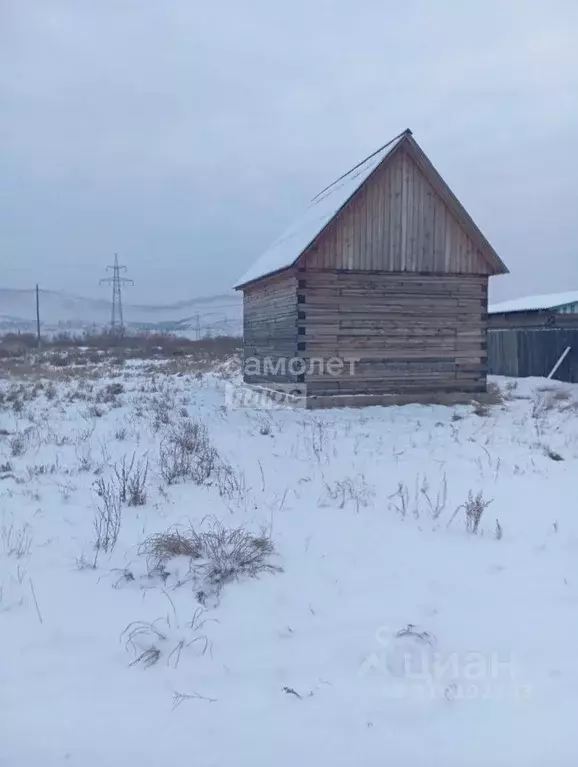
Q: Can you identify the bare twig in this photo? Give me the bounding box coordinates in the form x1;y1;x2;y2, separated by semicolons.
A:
29;578;43;624
172;690;217;710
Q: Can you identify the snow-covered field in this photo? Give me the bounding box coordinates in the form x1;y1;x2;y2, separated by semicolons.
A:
1;362;578;766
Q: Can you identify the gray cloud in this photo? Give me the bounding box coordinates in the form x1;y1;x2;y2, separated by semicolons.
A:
1;0;577;303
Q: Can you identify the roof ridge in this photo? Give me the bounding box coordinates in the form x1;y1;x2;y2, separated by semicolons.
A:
310;128;410;203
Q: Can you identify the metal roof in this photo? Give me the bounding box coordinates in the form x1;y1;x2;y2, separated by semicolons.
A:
489;291;578;314
235;129;507;289
234;131;409;288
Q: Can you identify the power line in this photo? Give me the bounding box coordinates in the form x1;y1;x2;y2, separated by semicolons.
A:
99;254;134;335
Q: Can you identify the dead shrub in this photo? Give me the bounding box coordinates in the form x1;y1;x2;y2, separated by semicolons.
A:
95;381;124;405
463;490;492;534
159;441;191;485
159;420;218;485
48;353;70;367
214;462;249;503
127;462;148;506
9;433;27;457
92;478;122;556
113;453;149;505
201;523;278;590
106;382;124;397
149;397;172;429
11;397;24;414
139;519;280;595
170;419;209;454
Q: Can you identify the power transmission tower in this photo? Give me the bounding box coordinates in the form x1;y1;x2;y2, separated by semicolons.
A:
35;284;41;347
99;254;134;336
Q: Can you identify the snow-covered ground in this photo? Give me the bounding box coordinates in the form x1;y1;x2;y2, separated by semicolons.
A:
1;364;578;766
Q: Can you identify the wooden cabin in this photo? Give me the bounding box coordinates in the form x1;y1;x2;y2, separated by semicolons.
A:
234;129;508;404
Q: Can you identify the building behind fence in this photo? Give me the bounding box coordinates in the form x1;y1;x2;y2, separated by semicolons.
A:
488;291;578;383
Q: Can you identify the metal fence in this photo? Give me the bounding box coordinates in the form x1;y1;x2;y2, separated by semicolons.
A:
488;329;578;382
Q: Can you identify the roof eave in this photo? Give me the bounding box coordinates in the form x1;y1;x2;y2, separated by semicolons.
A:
234;130;411;288
234;262;297;291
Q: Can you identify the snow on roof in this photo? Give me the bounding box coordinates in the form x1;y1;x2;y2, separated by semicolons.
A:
234;131;408;288
489;291;578;314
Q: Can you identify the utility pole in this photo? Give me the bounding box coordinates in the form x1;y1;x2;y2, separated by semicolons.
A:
35;284;41;347
99;254;134;336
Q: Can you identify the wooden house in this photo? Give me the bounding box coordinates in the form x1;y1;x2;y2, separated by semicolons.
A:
234;129;508;404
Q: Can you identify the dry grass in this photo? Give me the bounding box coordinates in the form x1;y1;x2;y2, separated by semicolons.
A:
113;454;149;506
139;519;280;594
120;607;212;669
159;420;219;486
0;332;241;380
463;490;493;534
139;530;203;563
1;519;33;558
323;474;375;513
532;387;578;416
388;475;448;521
92;478;122;556
446;489;493;534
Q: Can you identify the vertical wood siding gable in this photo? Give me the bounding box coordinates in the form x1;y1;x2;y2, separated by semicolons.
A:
304;149;492;275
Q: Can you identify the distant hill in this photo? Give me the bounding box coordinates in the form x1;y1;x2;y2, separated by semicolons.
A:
0;288;242;337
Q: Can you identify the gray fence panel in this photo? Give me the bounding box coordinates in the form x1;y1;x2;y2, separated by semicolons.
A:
488;329;578;383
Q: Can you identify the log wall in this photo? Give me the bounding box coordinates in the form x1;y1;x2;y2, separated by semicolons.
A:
298;270;488;395
243;271;298;384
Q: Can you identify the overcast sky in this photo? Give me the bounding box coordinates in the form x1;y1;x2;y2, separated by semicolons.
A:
1;0;577;304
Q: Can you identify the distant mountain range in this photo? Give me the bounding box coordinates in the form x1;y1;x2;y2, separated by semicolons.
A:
0;288;242;337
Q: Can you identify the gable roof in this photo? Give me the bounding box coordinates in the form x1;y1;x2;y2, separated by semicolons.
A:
234;129;507;289
489;291;578;315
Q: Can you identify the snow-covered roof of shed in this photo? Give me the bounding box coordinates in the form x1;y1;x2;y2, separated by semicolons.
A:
489;291;578;314
234;130;408;288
